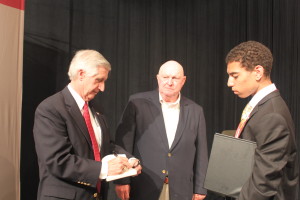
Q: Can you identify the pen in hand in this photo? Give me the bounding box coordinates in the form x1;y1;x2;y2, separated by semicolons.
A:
113;151;130;172
112;150;140;170
132;160;140;168
113;151;118;157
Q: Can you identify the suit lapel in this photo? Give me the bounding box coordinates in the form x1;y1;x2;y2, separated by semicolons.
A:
241;90;280;137
149;91;170;150
248;90;280;120
148;90;189;151
61;87;93;149
170;97;188;150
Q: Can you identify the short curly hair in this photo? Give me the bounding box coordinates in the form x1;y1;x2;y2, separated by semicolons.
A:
225;41;273;77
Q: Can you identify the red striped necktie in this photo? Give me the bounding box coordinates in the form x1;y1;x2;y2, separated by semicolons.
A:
83;102;101;192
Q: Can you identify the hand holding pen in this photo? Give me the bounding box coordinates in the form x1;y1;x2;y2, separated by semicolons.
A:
107;152;130;176
113;151;142;174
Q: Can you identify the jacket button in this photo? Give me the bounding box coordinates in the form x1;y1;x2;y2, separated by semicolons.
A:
93;193;98;198
162;170;166;174
168;153;171;157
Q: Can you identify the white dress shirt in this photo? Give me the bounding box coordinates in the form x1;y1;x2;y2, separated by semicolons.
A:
159;93;180;148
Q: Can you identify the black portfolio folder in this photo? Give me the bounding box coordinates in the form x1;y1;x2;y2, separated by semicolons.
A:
204;133;257;198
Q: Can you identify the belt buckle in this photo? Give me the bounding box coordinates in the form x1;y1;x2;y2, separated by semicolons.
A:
164;176;169;184
93;193;101;200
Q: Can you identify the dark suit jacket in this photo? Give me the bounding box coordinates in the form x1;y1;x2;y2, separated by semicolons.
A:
33;87;129;200
239;90;299;200
115;90;208;200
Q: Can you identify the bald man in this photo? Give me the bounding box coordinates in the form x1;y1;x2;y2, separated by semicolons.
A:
114;61;208;200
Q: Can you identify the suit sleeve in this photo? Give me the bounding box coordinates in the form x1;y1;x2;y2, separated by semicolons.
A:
193;107;208;195
239;113;291;200
33;101;101;187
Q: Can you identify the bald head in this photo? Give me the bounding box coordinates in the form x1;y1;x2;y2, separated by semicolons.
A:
157;60;186;102
158;60;185;77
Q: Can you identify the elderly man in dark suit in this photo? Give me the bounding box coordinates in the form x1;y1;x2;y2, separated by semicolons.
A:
33;49;141;200
114;60;208;200
226;41;299;200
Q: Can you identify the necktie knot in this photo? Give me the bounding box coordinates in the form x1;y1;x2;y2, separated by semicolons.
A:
83;102;89;115
241;104;253;121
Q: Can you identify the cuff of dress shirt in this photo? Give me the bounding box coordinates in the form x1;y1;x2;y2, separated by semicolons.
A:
99;160;108;179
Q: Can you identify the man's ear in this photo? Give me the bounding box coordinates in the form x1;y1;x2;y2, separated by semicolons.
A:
254;65;264;80
156;74;160;82
182;76;187;85
78;69;85;81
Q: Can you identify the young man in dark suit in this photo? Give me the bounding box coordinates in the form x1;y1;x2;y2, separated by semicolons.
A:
114;60;208;200
33;50;141;200
226;41;299;200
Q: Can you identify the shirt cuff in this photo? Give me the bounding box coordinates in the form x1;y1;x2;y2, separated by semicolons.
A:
99;160;108;179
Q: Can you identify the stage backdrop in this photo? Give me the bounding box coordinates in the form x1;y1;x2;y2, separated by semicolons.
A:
0;0;24;200
21;0;300;200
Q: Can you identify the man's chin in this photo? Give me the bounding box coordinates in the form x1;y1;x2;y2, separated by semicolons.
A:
164;93;177;98
85;94;98;101
236;94;249;99
162;90;176;96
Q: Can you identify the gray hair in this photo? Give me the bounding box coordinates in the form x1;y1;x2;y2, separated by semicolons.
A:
68;49;111;80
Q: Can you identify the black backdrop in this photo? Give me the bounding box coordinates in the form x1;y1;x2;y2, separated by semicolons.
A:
21;0;300;199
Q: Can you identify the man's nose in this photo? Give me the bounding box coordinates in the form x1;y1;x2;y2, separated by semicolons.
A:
99;83;105;91
227;77;233;87
167;78;173;85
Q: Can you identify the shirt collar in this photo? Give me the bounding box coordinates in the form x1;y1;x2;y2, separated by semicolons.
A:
159;93;181;109
67;84;86;111
249;83;277;108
